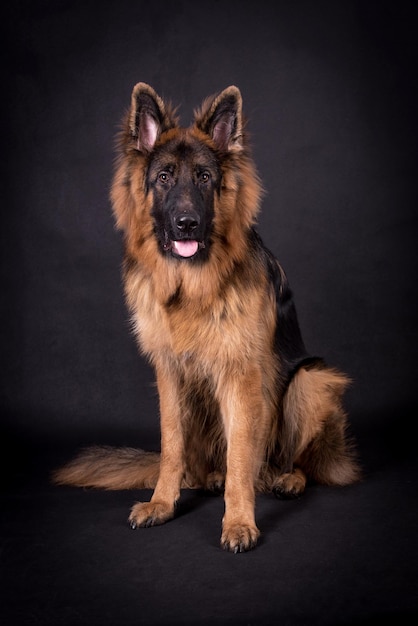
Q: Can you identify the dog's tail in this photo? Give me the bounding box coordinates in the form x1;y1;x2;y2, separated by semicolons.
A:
52;446;161;490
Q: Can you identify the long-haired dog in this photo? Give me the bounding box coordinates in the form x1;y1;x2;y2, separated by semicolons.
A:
53;83;360;552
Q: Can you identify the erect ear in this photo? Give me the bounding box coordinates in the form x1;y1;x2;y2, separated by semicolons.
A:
129;83;176;152
195;86;243;152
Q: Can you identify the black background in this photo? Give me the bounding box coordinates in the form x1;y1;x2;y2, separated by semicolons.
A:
2;1;418;625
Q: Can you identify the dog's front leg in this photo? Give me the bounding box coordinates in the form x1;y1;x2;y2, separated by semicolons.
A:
129;363;184;529
218;367;266;552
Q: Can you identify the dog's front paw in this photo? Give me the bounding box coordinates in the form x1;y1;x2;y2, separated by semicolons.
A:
220;522;260;553
128;501;175;529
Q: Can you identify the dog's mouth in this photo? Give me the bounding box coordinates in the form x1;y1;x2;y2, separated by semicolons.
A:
163;236;205;259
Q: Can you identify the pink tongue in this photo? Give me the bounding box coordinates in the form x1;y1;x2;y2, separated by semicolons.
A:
172;240;199;258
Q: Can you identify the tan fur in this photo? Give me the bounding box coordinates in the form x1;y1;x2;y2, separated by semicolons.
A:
53;84;360;552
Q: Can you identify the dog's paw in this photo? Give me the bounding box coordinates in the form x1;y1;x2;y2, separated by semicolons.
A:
272;470;306;500
220;522;260;553
128;501;175;529
205;471;225;494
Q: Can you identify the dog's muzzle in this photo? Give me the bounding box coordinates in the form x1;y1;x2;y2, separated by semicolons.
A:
165;211;204;258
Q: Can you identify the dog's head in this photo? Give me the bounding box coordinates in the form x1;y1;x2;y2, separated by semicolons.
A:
111;83;262;266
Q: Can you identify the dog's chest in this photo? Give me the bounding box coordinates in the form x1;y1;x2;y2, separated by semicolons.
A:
133;283;265;365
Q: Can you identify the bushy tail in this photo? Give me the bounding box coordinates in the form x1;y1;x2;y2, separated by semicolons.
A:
52;446;161;490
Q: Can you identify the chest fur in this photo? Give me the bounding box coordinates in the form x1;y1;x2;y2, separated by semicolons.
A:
128;268;274;367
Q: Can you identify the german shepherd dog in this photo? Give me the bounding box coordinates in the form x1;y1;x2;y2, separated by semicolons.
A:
53;83;360;552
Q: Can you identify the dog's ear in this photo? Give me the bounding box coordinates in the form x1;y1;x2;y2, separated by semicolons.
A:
129;83;177;152
194;86;243;152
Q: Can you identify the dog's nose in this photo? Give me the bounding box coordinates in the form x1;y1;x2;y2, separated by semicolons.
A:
175;214;199;233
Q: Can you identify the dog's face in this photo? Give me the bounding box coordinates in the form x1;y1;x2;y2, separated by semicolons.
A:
112;83;263;278
146;134;221;262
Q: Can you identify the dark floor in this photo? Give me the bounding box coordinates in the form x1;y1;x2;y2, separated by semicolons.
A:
2;409;418;626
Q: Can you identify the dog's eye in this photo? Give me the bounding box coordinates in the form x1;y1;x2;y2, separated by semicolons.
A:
158;171;170;183
199;171;211;183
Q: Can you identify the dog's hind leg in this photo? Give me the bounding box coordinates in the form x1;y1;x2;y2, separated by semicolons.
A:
275;364;360;495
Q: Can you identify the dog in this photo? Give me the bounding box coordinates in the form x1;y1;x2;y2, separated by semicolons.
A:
53;83;360;552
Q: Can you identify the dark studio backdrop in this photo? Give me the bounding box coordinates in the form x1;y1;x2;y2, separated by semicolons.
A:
2;1;418;625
